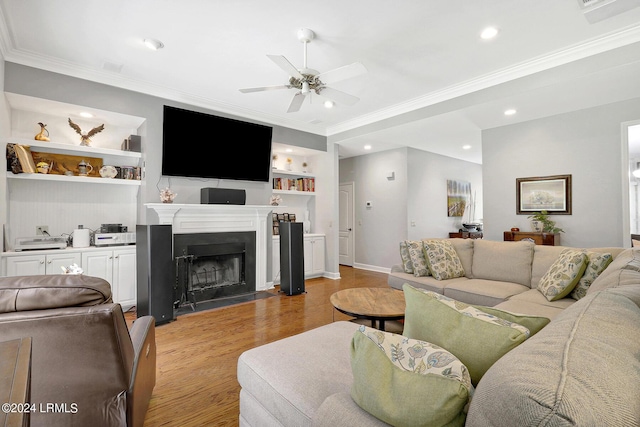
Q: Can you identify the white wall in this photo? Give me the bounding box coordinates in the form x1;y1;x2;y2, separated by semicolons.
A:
407;148;483;240
0;53;8;250
482;97;640;248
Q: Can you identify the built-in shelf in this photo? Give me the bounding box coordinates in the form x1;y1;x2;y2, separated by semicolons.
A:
6;171;141;186
272;168;314;177
272;189;315;196
6;138;141;159
272;169;315;194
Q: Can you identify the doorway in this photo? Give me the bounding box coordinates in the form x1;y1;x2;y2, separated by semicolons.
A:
339;182;354;266
624;121;640;245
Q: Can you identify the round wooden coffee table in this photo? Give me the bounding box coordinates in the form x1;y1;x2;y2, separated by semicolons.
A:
330;287;405;331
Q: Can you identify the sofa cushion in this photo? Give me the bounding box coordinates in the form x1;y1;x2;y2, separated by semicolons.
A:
471;240;534;286
402;284;531;385
313;392;391;427
443;278;530;307
589;248;640;293
0;274;112;313
570;251;612;300
350;325;471;427
537;249;588;301
466;286;640;426
406;240;430;277
423;239;465;280
399;241;413;274
237;321;360;426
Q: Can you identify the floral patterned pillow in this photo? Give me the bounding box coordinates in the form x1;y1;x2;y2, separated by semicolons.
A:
538;249;588;301
399;241;414;274
423;239;465;280
571;251;612;300
351;325;472;427
406;240;430;277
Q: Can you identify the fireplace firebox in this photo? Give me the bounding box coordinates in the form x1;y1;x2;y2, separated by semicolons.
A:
173;231;256;313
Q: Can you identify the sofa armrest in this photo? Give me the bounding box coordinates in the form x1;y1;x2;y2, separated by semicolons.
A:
127;315;156;427
390;264;405;274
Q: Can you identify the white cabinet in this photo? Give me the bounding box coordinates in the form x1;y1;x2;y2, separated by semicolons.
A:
82;247;136;309
4;252;82;276
272;234;325;283
304;235;325;278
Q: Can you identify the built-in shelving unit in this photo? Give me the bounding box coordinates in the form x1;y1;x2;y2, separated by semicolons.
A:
272;168;315;196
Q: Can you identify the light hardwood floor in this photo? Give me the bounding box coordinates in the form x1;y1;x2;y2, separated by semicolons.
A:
128;266;389;427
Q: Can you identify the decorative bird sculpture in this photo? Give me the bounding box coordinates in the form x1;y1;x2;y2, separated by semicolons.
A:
35;122;50;141
68;118;104;146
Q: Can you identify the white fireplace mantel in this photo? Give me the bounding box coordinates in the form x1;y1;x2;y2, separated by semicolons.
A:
145;203;274;290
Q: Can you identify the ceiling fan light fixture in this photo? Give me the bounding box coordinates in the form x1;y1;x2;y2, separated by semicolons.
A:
301;81;310;94
143;38;164;51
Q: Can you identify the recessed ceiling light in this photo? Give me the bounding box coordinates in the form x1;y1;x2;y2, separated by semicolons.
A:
285;148;293;153
79;112;94;118
143;38;164;50
462;145;472;150
480;27;499;40
504;109;517;116
324;100;334;109
364;145;372;150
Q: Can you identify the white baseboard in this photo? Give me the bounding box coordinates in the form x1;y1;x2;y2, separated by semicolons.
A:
322;271;341;280
352;263;391;274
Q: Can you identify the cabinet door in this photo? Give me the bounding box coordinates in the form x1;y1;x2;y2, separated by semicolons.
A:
272;238;280;284
5;255;46;276
303;238;313;276
112;248;136;308
82;251;114;285
310;237;325;275
45;252;82;274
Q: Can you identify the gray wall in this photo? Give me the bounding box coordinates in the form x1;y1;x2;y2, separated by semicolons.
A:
339;147;483;271
3;62;327;217
482;97;640;248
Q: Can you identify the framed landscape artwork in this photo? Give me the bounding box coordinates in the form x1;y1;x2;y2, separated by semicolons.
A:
516;174;572;215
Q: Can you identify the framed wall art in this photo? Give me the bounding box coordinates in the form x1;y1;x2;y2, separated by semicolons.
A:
516;174;572;215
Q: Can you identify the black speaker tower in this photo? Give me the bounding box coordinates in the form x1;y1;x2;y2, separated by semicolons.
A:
136;225;175;325
279;222;305;295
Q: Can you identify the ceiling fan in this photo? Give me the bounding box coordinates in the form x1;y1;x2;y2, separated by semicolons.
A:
239;28;367;113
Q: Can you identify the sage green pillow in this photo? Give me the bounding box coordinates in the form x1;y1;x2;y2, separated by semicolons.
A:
351;325;472;427
571;251;612;300
402;284;531;385
473;306;550;335
538;249;588;301
422;239;465;280
399;241;414;274
406;240;430;277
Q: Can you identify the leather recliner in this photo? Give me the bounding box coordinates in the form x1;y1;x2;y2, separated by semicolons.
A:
0;274;156;427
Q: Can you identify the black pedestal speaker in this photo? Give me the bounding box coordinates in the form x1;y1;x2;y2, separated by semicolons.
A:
279;222;305;295
136;225;175;325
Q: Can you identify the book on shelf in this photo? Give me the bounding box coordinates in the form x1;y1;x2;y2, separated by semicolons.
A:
9;143;37;173
272;177;315;192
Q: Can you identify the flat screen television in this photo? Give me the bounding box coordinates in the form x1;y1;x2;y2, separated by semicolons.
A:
162;105;273;182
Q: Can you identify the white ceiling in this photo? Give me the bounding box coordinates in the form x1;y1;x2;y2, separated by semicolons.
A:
1;0;640;162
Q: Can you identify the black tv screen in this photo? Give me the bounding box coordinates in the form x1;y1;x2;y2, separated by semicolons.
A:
162;105;273;182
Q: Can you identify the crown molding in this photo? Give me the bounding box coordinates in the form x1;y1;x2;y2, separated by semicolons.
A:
326;22;640;136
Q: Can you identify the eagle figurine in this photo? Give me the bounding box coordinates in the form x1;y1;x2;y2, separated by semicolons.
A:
68;118;104;146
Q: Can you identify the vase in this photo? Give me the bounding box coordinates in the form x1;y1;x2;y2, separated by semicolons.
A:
303;210;311;234
531;220;543;232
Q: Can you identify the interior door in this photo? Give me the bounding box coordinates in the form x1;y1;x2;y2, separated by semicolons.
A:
339;182;354;266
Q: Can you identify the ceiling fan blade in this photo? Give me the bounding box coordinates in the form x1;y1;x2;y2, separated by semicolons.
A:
267;55;303;80
317;62;367;85
239;85;291;93
318;87;360;106
287;93;306;113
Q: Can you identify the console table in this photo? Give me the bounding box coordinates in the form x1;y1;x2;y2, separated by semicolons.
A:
504;231;560;246
449;231;483;239
0;337;32;427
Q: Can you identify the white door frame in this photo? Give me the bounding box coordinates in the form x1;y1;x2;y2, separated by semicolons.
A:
339;181;355;266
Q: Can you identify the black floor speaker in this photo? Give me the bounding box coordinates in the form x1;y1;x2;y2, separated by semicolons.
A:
279;222;305;296
136;224;175;325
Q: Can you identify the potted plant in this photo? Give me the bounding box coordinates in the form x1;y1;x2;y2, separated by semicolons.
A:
527;210;564;233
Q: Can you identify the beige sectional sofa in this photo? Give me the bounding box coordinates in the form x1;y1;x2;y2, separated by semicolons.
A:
388;238;625;319
237;241;640;426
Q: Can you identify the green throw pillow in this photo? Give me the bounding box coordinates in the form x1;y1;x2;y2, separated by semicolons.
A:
399;241;414;274
423;239;465;280
473;306;550;335
402;284;531;385
406;240;430;277
571;251;612;300
351;325;472;427
538;249;588;301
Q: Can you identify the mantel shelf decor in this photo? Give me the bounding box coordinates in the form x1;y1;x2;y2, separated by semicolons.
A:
516;174;572;215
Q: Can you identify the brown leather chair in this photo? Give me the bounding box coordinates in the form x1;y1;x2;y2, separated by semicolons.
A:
0;274;156;427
